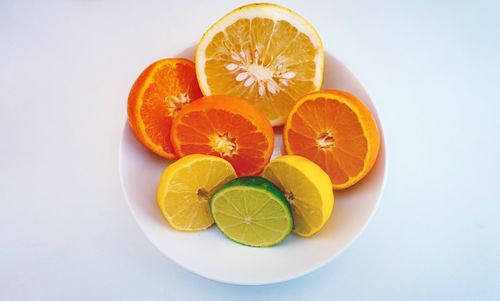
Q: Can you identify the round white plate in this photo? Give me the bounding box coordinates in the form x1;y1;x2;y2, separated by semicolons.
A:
119;47;387;285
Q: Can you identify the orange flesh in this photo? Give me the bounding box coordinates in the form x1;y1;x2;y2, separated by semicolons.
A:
128;59;202;159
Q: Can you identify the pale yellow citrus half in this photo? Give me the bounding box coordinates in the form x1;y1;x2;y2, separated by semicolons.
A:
195;3;324;126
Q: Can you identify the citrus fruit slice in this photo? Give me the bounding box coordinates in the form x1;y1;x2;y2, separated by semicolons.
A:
128;58;202;159
262;155;334;237
157;154;237;231
211;177;293;247
283;90;380;189
195;3;324;126
171;95;274;176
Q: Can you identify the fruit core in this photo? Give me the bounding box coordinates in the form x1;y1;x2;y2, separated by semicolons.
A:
211;132;237;157
284;191;295;205
197;189;209;202
225;49;297;97
166;93;191;116
317;131;334;149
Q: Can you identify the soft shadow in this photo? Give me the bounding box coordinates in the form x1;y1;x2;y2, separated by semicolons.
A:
323;51;372;108
323;50;386;198
175;44;197;61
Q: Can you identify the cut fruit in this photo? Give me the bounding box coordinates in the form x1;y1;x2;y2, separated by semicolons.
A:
195;3;324;126
171;95;274;176
283;90;380;189
211;177;293;247
128;58;202;159
262;155;334;237
157;154;237;231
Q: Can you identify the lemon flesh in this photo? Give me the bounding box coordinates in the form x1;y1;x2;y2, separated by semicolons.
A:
157;154;237;231
211;177;293;247
196;3;324;126
262;155;334;237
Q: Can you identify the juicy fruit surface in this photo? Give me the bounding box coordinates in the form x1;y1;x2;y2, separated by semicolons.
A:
171;95;274;176
284;90;380;189
157;154;237;231
196;3;324;126
211;177;293;247
262;155;334;237
128;58;202;159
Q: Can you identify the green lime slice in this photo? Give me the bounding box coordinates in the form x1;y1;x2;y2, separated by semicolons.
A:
210;177;293;247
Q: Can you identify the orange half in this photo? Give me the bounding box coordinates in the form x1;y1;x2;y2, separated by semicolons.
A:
171;95;274;176
283;90;380;189
128;58;203;159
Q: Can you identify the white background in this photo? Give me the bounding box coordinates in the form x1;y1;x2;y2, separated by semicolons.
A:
1;0;499;300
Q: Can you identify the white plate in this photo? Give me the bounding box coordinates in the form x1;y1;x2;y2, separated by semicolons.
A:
119;46;387;285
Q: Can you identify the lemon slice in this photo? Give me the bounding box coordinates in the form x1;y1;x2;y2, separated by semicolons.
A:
262;155;334;237
211;177;293;247
196;3;324;126
157;154;237;231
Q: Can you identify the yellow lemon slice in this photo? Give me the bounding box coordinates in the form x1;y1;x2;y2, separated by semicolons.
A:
196;3;324;126
157;154;237;231
262;155;334;237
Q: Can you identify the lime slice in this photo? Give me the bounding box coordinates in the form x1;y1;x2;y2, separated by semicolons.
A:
210;177;293;247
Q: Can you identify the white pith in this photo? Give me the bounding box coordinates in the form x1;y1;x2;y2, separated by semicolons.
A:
225;49;296;97
210;132;237;157
316;131;335;149
166;92;191;117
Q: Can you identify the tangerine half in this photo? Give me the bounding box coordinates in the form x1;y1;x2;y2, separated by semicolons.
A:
128;58;202;159
171;95;274;176
283;90;380;189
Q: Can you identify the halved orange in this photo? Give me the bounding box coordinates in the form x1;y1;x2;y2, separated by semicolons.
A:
195;3;324;126
171;95;274;176
128;58;202;159
283;90;380;189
